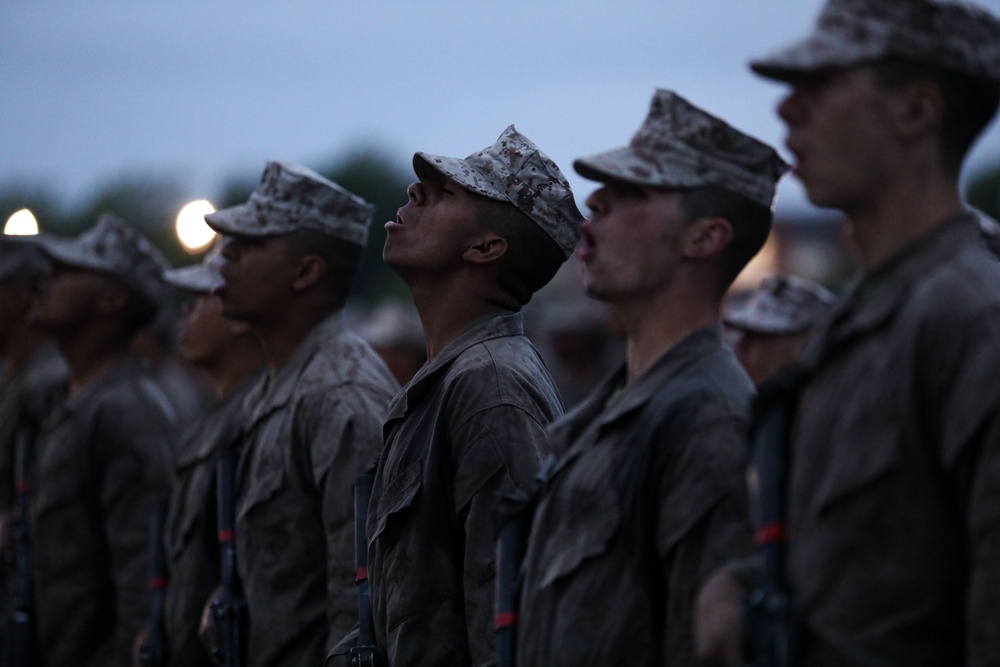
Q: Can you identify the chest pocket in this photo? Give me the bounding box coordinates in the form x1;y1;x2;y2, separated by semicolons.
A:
537;457;621;588
370;459;422;544
810;407;903;515
33;422;89;517
166;457;216;561
236;410;288;522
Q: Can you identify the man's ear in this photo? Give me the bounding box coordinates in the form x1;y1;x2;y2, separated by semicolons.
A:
291;255;326;291
889;81;943;140
682;217;733;259
462;234;507;265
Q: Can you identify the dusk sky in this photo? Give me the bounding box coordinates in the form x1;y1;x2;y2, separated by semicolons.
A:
4;0;1000;219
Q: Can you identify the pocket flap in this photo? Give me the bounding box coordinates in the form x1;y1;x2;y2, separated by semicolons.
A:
538;476;620;588
370;460;423;543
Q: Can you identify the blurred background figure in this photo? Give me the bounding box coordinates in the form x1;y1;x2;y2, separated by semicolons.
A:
149;240;265;667
28;214;177;667
533;298;622;409
0;236;68;660
355;299;426;386
132;300;213;427
723;274;836;386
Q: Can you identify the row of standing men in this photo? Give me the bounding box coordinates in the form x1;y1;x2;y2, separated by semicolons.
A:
2;0;1000;665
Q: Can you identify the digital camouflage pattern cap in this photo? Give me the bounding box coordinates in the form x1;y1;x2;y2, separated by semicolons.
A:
0;235;50;284
750;0;1000;82
164;239;226;293
205;161;375;247
413;125;583;258
724;274;837;335
574;89;789;208
35;213;172;310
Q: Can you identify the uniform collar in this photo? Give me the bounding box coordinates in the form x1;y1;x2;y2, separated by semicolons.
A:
548;324;725;473
385;311;523;422
249;311;345;418
802;212;979;370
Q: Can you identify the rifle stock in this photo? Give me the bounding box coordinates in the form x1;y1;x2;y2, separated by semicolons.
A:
8;418;37;667
211;435;247;667
139;502;170;667
348;472;380;667
745;369;804;667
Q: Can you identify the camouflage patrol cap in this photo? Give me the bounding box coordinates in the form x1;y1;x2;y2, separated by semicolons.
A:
574;89;789;208
0;235;49;284
164;240;226;294
750;0;1000;82
35;213;171;310
724;274;837;335
413;125;583;258
205;161;375;247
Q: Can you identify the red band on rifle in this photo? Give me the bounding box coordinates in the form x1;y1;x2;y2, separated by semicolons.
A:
495;612;518;630
755;522;786;545
356;567;368;582
218;529;235;544
15;481;29;493
151;576;167;591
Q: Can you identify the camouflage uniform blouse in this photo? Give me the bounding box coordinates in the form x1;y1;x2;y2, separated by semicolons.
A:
31;355;176;667
235;313;396;667
789;214;1000;666
518;325;754;667
163;373;260;667
367;312;562;667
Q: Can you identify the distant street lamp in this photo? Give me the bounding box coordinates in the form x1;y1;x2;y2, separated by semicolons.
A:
4;209;39;235
176;199;216;253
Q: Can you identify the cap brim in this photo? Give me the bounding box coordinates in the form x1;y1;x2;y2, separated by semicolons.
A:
204;203;292;238
34;234;110;273
164;263;221;293
412;152;507;201
574;146;704;190
750;34;879;81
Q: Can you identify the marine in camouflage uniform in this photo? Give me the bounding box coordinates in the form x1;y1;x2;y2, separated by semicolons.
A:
517;90;788;667
28;215;178;667
335;126;582;667
743;1;1000;663
157;243;265;667
205;162;398;667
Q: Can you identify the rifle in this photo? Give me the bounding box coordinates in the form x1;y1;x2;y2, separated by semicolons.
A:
210;435;247;667
745;368;804;667
138;502;170;667
348;472;380;667
8;417;38;667
493;456;553;667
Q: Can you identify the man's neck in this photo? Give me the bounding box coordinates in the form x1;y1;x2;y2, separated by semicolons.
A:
204;339;266;400
254;306;332;372
407;276;511;361
846;167;965;272
55;326;126;395
612;282;721;384
1;324;47;374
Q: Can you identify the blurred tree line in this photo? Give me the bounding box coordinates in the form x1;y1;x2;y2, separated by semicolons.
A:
0;145;413;307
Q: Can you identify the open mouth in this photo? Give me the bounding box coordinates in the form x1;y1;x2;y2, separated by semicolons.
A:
385;210;405;231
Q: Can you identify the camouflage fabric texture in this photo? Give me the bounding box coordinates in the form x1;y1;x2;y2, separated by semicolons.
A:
751;0;1000;82
35;213;171;310
724;274;837;335
574;89;789;208
205;161;374;247
413;125;583;258
164;239;226;293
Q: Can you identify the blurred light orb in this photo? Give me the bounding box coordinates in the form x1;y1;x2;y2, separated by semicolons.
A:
4;209;39;235
176;200;216;253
